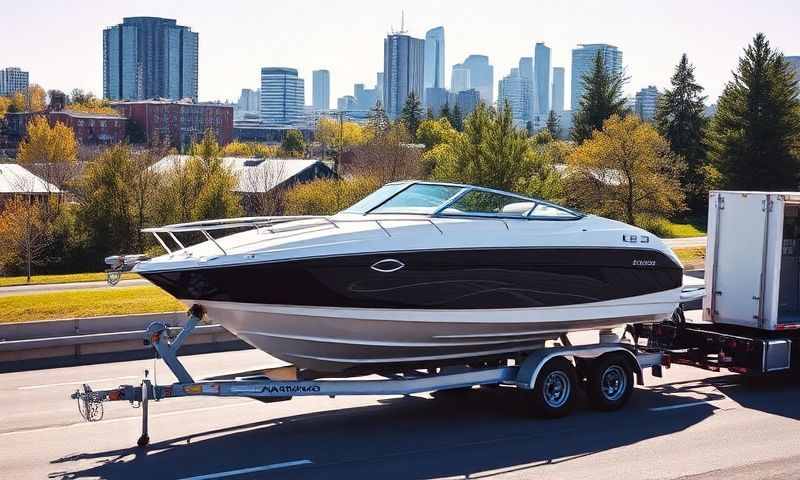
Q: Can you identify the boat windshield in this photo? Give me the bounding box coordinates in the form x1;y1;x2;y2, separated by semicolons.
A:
343;183;463;215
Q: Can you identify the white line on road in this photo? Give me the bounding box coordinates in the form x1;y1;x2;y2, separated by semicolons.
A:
17;376;139;390
649;401;715;412
178;460;313;480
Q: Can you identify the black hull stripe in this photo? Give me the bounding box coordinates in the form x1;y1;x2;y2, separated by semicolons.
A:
141;248;682;310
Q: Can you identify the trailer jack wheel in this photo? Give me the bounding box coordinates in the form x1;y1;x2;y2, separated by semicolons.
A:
587;354;634;411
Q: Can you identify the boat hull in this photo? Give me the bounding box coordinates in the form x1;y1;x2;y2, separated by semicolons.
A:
186;290;679;372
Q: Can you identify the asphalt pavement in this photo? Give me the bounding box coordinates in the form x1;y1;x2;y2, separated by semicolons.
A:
0;278;149;297
2;331;799;480
664;237;707;249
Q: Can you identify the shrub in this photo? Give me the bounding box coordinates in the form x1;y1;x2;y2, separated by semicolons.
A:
284;177;381;215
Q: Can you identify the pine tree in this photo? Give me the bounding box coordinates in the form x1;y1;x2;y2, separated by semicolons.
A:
710;33;800;190
571;52;628;143
451;104;463;131
655;54;708;211
439;102;451;121
400;91;423;140
368;101;390;135
546;110;561;138
426;106;435;119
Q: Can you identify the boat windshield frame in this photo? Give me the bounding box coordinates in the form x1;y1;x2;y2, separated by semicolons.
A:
350;181;584;221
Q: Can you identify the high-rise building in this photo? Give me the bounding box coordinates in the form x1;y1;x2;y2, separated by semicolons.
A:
260;67;304;126
383;33;425;118
518;57;534;122
424;26;445;92
552;67;565;113
456;89;480;117
312;69;330;111
0;67;29;96
787;56;800;92
634;86;660;122
103;17;199;101
354;82;379;110
463;55;493;105
237;88;260;113
376;72;384;105
337;95;358;111
497;67;529;128
534;43;551;114
424;87;449;115
571;44;622;110
451;63;470;93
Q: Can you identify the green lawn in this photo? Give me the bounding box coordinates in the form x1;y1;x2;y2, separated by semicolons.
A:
0;272;140;288
662;217;707;238
0;285;183;323
673;246;706;269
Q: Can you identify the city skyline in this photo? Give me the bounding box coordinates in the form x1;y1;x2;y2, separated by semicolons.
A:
2;1;798;107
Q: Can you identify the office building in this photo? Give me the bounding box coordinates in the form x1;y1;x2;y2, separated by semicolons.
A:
635;86;660;122
354;82;379;110
337;95;358;111
424;27;445;92
376;72;384;105
497;67;529;128
312;70;330;111
383;33;425;118
424;87;450;115
571;44;622;110
462;55;493;105
552;67;565;113
260;67;304;126
113;99;233;148
103;17;199;101
518;57;534;122
456;89;480;118
533;43;551;114
451;63;470;93
237;88;259;112
6;110;127;145
0;67;29;96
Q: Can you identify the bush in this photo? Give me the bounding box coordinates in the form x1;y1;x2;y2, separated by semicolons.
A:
284;177;381;215
635;216;672;238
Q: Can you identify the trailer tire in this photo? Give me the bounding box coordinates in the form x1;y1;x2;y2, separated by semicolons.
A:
526;357;577;418
586;354;634;411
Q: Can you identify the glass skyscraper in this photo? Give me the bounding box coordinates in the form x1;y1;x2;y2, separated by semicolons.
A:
103;17;198;101
462;55;494;106
534;43;551;114
0;67;29;96
383;33;425;118
424;27;445;91
570;44;623;110
312;69;330;111
551;67;565;113
260;67;304;126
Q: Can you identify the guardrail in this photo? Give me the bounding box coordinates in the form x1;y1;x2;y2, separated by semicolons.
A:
0;312;249;370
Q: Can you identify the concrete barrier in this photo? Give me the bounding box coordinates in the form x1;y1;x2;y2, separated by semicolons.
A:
0;312;249;371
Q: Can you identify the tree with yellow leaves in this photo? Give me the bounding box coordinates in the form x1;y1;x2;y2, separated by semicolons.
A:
566;114;686;226
9;84;47;112
0;96;10;119
16;116;78;209
316;117;371;152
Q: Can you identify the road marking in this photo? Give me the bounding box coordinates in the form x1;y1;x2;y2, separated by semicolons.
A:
649;401;714;412
0;400;254;437
177;460;313;480
17;376;139;390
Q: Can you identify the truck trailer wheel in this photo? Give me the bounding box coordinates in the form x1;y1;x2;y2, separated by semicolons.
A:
526;357;577;418
586;354;634;411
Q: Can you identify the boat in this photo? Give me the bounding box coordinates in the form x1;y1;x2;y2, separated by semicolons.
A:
133;181;684;373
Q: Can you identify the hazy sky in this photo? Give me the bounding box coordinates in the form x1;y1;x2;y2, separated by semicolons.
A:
2;1;798;108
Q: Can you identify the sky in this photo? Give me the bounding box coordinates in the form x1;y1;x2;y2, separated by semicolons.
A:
2;0;798;109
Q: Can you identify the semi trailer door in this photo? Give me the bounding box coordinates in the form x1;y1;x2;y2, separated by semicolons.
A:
710;192;769;328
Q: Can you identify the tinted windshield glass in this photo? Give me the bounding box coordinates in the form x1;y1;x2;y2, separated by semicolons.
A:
371;184;463;214
443;191;534;217
342;182;409;214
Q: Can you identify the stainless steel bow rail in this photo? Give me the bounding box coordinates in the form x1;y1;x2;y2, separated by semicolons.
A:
71;305;666;448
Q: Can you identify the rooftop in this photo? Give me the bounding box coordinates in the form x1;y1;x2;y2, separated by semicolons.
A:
0;163;61;194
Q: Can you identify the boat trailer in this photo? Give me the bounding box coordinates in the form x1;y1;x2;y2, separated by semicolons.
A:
72;305;666;448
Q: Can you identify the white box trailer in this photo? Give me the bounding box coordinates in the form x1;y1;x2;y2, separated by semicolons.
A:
705;190;800;331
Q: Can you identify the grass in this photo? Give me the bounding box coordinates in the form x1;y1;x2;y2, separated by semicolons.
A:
661;217;707;238
673;246;706;269
0;272;140;288
0;285;184;323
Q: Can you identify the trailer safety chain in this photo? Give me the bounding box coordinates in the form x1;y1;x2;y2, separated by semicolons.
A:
75;384;104;422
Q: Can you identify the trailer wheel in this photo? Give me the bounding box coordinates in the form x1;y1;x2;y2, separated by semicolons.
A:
526;357;577;418
586;354;634;411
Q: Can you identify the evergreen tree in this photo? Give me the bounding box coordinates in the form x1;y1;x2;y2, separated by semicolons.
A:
710;33;800;190
655;54;709;211
368;101;390;135
439;102;451;121
451;104;463;131
281;129;305;157
571;52;628;143
400;91;423;140
426;106;435;119
546;110;561;138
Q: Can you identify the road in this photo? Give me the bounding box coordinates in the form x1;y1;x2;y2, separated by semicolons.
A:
2;336;799;480
0;278;149;297
664;237;706;249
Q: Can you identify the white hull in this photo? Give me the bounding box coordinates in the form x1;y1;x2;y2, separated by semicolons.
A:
189;288;680;372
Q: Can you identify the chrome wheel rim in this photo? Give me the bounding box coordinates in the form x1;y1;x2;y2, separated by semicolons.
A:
601;365;627;401
542;371;570;408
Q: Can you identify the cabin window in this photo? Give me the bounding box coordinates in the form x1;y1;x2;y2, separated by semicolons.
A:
370;184;462;214
443;191;534;217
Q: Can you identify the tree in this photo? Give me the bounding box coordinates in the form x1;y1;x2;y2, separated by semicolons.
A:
571;53;628;143
284;177;381;215
450;104;463;131
655;54;709;211
0;96;10;119
16;116;78;210
348;122;422;183
566;115;686;226
9;84;47;112
439;103;451;122
426;106;435;119
315;117;370;151
400;91;423;140
546;110;561;138
416;117;457;150
0;198;50;280
187;130;242;220
281;129;305;157
367;101;390;135
709;33;800;190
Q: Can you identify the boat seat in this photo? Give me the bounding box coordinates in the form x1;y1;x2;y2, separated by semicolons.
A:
501;202;536;215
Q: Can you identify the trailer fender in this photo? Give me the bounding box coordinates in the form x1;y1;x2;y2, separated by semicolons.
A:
515;345;643;389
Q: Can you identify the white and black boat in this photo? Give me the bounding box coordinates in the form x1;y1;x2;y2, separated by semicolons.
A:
133;181;684;373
